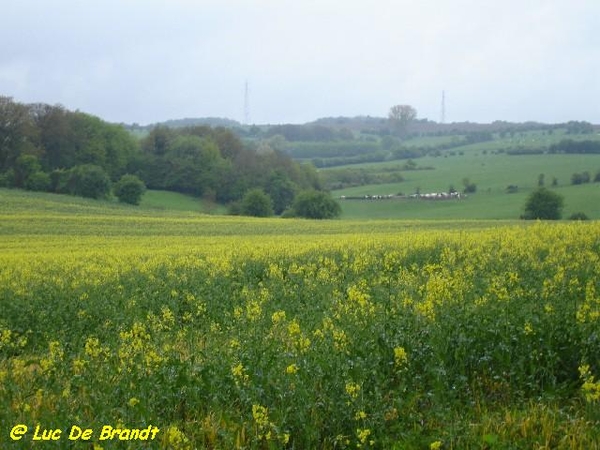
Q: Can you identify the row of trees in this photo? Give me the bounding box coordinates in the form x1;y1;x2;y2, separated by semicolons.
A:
0;97;337;217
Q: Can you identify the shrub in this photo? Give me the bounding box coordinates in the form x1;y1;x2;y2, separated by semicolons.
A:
288;190;341;219
24;171;51;192
14;155;41;188
113;174;146;205
68;164;111;199
50;169;70;193
241;189;274;217
462;177;477;193
569;212;589;221
571;172;590;185
0;170;15;188
522;187;564;220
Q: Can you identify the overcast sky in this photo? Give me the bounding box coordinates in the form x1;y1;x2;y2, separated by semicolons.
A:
1;0;598;125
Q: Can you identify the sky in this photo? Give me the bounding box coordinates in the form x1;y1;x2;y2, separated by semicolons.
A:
1;0;599;125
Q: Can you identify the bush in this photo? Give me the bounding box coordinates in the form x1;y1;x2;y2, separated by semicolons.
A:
24;171;51;192
0;170;15;188
288;190;341;219
50;169;70;193
240;189;274;217
569;212;589;221
522;187;564;220
68;164;111;199
14;155;41;188
462;177;477;194
113;174;146;205
571;172;590;185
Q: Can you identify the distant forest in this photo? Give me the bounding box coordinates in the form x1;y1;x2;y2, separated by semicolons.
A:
0;97;322;214
2;95;598;211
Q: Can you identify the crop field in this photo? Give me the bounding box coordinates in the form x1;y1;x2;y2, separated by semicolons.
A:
1;190;600;449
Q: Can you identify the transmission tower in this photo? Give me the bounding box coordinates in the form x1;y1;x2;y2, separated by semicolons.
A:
440;90;446;124
244;80;251;125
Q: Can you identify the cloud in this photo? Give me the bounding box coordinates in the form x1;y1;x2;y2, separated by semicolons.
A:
1;0;598;124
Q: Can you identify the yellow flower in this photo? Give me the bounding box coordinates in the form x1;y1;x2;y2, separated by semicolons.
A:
252;404;270;428
354;410;367;420
430;440;443;450
579;364;600;402
394;346;408;367
286;363;299;374
128;397;140;407
84;337;103;358
356;428;371;445
271;310;286;324
345;381;361;400
164;425;191;450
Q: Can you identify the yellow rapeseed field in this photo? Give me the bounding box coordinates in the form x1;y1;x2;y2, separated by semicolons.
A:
1;199;599;448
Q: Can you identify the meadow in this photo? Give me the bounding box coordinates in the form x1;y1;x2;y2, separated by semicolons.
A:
329;150;600;220
1;189;600;449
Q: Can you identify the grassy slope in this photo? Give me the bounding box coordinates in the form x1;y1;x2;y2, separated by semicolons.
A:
330;151;600;219
0;188;508;239
0;188;220;216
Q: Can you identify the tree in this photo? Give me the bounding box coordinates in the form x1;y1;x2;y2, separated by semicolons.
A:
462;177;477;193
388;105;417;137
67;164;111;199
522;187;564;220
113;174;146;205
0;97;37;172
571;172;590;185
13;154;42;188
265;171;297;215
241;189;274;217
288;190;341;219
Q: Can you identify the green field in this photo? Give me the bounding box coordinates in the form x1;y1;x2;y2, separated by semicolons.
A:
329;152;600;220
1;190;599;449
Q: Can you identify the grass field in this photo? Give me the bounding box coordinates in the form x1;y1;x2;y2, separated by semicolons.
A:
1;189;599;449
329;151;600;220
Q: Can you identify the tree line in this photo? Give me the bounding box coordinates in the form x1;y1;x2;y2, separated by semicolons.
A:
0;97;336;216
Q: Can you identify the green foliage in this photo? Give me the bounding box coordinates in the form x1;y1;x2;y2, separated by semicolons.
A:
288;190;341;219
565;120;594;134
0;96;34;172
240;188;274;217
462;177;477;193
113;174;146;205
322;166;405;190
68;164;112;199
549;139;600;154
265;171;297;215
136;125;319;204
24;171;51;192
522;187;564;220
0;171;10;188
50;169;70;193
571;171;591;185
13;154;42;188
569;212;589;221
